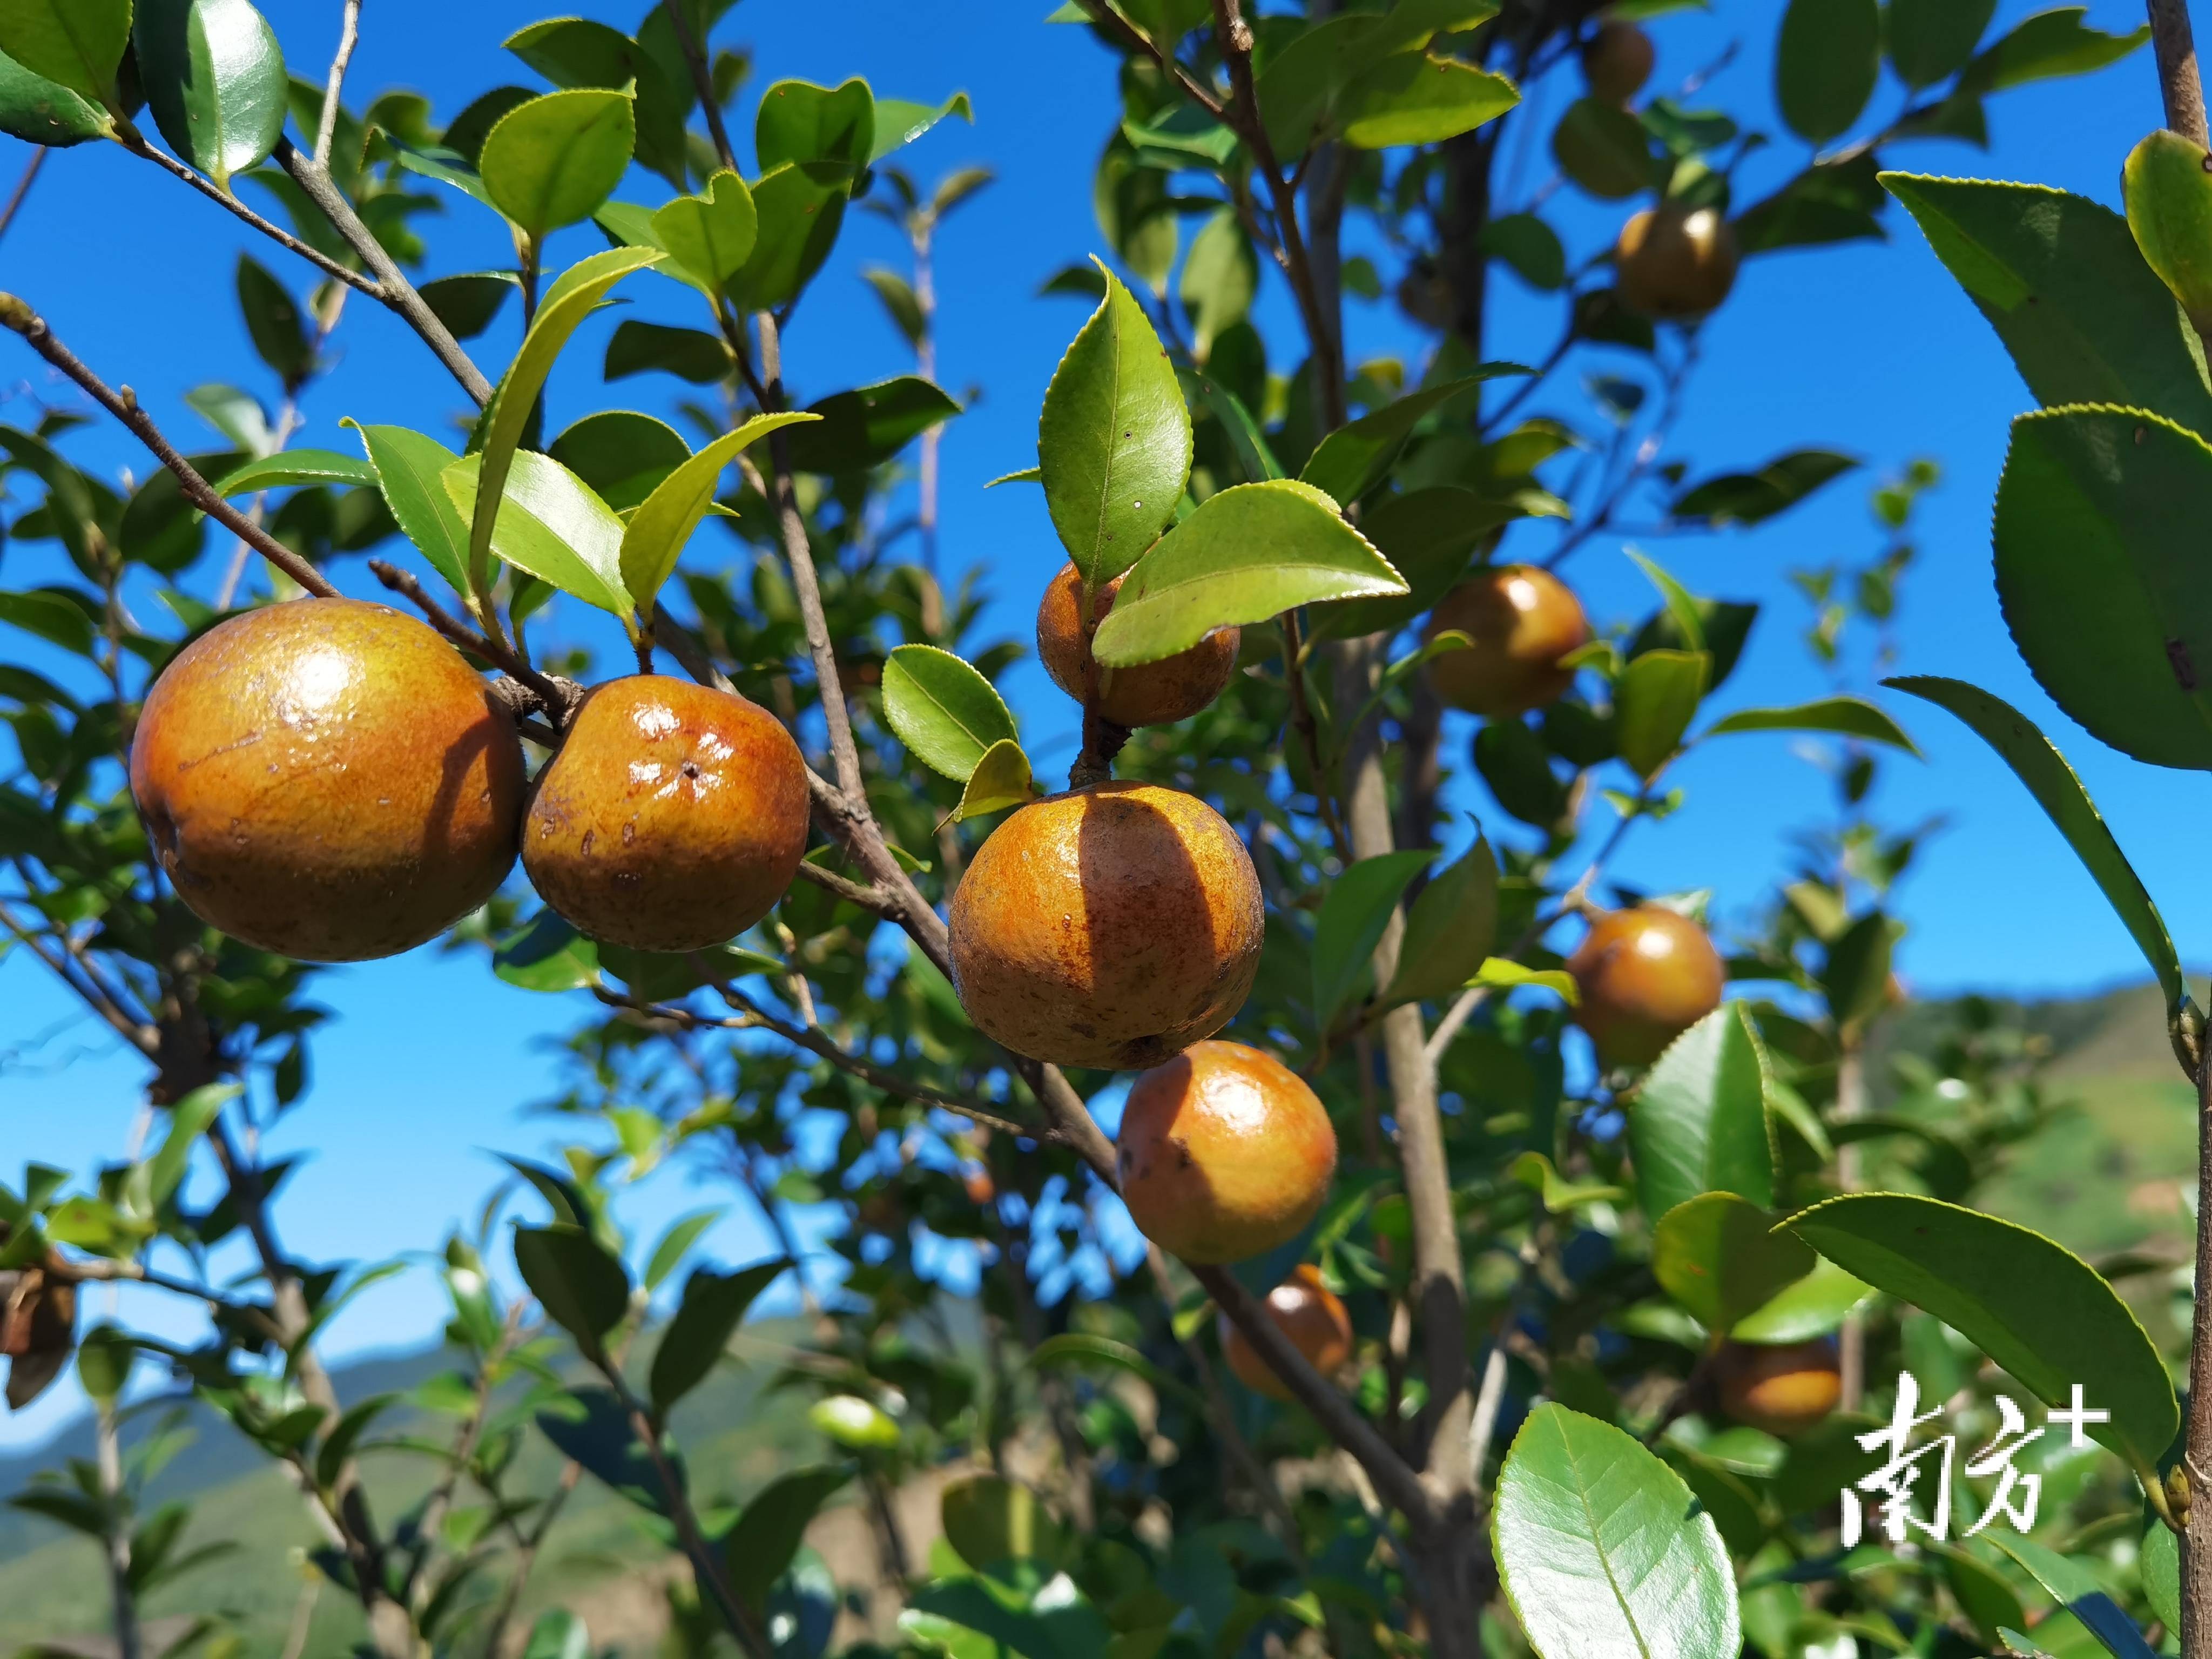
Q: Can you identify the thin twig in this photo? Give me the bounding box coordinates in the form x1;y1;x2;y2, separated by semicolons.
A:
48;1256;277;1336
366;559;575;721
791;858;903;920
0;148;46;249
314;0;366;171
0;295;340;597
1074;0;1229;120
664;1;739;172
118;132;383;299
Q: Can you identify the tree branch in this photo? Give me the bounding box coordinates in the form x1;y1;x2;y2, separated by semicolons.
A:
2150;0;2209;146
0;296;341;597
1075;0;1229;121
273;139;493;406
366;560;575;723
314;0;366;171
663;0;739;172
0;148;46;249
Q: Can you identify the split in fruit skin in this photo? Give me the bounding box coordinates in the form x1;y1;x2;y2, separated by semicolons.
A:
947;781;1264;1072
1037;560;1241;730
521;673;810;953
1117;1039;1338;1265
1568;903;1727;1067
1424;564;1591;718
130;598;525;964
1222;1264;1354;1400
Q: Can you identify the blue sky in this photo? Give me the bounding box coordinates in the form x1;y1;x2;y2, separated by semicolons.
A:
0;0;2196;1446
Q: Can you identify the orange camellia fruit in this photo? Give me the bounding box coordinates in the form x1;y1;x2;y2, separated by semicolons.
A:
1117;1040;1337;1264
1424;565;1590;716
1221;1264;1354;1400
1616;203;1741;319
948;783;1263;1069
1714;1337;1843;1437
1581;20;1655;104
130;598;524;962
1567;905;1725;1066
1036;562;1240;727
521;675;809;952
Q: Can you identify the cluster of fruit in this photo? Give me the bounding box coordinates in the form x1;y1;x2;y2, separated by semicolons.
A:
130;599;809;963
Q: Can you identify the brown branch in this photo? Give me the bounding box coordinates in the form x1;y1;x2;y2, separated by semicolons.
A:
663;0;739;172
116;131;386;300
2185;1037;2212;1650
0;148;45;248
2151;0;2209;146
314;0;366;171
48;1255;275;1335
0;898;158;1055
273;139;493;406
792;857;904;920
1074;0;1230;120
0;296;340;597
366;560;576;723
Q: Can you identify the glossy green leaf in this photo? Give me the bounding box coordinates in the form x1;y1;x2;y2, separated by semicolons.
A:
1880;174;2212;435
480;88;636;237
2142;1523;2180;1635
869;90;973;161
1996;404;2212;768
1654;1192;1815;1333
954;738;1037;822
0;589;93;656
652;169;756;292
343;421;471;599
1385;836;1498;1004
780;377;961;474
731;160;850;312
1887;0;1996;87
861;266;924;344
512;1223;631;1354
1983;1533;2160;1659
1777;0;1879;143
1511;1150;1624;1213
419;272;518;341
757;76;873;170
1703;696;1918;752
503;15;688;188
387;137;496;209
1888;675;2182;1011
1785;1192;2177;1472
212;450;375;495
1179;208;1256;363
2124;130;2212;334
1729;1256;1872;1344
942;1475;1070;1573
1092;481;1406;667
1300;370;1519;504
1307;486;1539;641
1339;51;1517;148
1494;1404;1741;1659
234;254;310;386
1614;648;1707;778
1960;8;2146;95
1552;96;1652;199
1468;958;1578;1001
495;912;599;993
1038;260;1191;588
1253;1;1501;156
550;411;691;514
648;1260;781;1417
0;46;103;144
1821;909;1900;1035
133;0;285;190
1313;849;1434;1025
444;450;631;619
881;645;1018;783
1631;1004;1774;1223
643;1208;724;1293
0;0;129;107
468;244;662;598
810;1392;899;1450
604;319;732;386
1121;100;1237;168
620;412;817;609
1671;449;1858;526
724;1466;853;1613
1027;1333;1209;1414
1483;212;1567;289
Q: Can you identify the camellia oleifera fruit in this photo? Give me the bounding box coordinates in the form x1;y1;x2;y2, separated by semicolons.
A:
1567;904;1725;1066
1117;1040;1337;1263
130;598;524;962
1037;562;1239;727
1615;203;1741;319
1424;564;1590;716
1581;20;1654;104
1714;1337;1843;1437
1221;1264;1354;1400
948;783;1263;1070
522;675;809;952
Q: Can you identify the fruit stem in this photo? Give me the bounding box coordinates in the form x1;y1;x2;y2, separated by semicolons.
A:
1069;707;1130;789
